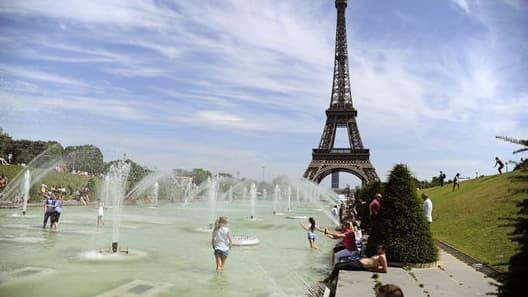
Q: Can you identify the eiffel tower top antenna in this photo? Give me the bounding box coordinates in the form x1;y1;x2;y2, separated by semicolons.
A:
331;0;353;109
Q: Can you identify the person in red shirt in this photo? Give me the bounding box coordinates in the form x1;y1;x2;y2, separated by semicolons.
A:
369;193;382;217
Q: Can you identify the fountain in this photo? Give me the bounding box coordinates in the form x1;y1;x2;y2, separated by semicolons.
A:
228;185;233;203
102;175;110;207
249;183;256;220
21;170;30;216
0;145;62;207
107;161;130;253
152;181;159;207
287;185;292;212
272;184;284;215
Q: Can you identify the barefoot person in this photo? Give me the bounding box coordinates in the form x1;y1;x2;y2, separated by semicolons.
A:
495;157;505;174
212;216;232;272
300;217;324;249
50;196;62;231
42;192;56;229
452;173;460;192
97;201;104;227
320;244;388;284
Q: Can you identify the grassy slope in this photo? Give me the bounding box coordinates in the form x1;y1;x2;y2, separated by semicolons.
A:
0;165;97;201
421;170;527;272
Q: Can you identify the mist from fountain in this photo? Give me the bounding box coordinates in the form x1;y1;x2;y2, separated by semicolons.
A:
125;171;166;202
208;177;217;228
152;182;159;206
287;185;292;212
0;145;63;205
21;170;31;215
101;175;110;206
273;184;281;214
249;183;256;220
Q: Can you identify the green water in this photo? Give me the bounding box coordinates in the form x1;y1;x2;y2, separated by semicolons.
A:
0;200;336;297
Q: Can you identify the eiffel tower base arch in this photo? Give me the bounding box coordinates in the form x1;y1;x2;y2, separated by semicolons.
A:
304;159;378;186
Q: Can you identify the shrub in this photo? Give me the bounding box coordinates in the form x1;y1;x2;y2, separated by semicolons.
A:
366;164;438;263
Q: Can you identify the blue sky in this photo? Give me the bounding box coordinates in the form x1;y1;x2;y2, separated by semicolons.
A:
1;0;527;186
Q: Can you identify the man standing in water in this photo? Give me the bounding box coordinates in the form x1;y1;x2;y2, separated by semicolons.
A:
42;192;56;228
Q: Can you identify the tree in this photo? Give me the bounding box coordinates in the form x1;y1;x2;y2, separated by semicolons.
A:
217;172;233;178
190;168;212;185
0;128;13;157
366;164;438;263
496;136;528;155
105;159;151;192
5;139;63;165
64;145;105;174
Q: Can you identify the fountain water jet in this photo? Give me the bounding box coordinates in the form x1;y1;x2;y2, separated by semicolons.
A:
21;170;31;215
152;181;159;207
249;183;256;220
107;161;130;253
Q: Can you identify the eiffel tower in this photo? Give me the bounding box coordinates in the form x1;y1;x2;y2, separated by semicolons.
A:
304;0;378;185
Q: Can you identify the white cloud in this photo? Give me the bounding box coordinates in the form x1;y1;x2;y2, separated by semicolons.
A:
0;65;89;87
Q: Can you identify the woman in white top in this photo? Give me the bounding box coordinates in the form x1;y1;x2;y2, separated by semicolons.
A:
211;216;232;272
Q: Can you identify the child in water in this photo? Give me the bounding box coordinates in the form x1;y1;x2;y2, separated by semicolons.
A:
97;201;104;227
211;216;232;272
300;217;324;249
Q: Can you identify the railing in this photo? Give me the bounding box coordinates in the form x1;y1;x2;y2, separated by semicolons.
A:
312;148;370;160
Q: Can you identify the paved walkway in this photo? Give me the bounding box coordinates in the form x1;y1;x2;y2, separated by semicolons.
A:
334;250;499;297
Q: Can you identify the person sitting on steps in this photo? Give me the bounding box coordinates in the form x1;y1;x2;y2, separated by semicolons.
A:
320;243;388;284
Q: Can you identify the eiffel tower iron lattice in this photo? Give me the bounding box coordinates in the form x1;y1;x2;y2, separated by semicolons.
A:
303;0;378;185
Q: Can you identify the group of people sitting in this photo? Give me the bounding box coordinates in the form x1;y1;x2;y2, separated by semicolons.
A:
320;220;388;284
42;191;63;230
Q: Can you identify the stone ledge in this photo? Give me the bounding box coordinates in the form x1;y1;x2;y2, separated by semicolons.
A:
388;261;438;269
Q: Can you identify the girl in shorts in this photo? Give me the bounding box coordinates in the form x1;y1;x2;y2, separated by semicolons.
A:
212;216;232;272
300;217;324;249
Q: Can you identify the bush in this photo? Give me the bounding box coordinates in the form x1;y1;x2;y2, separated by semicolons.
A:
366;164;438;263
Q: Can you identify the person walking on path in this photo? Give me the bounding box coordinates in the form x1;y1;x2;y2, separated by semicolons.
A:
369;193;382;217
452;173;460;192
422;193;433;223
300;217;324;249
211;216;232;272
439;171;446;187
495;157;505;174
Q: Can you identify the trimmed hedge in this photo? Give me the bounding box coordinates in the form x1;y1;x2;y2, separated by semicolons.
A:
366;164;438;263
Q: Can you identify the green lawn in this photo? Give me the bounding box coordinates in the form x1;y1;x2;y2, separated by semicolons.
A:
0;165;99;201
421;170;527;272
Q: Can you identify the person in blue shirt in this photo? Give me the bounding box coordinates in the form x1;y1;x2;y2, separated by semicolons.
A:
51;195;62;230
43;192;56;229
